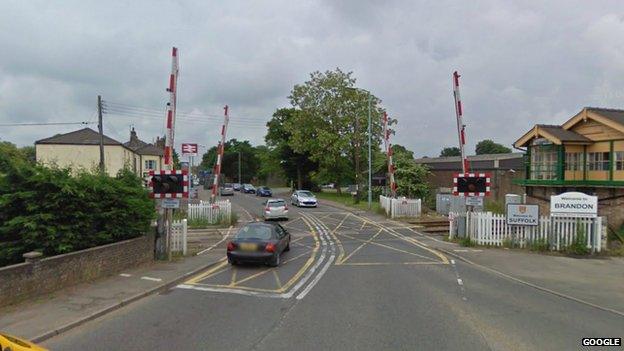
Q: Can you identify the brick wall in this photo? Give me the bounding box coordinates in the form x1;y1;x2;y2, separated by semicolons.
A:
0;235;154;307
428;169;526;203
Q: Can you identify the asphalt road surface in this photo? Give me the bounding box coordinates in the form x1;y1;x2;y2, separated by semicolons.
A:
45;192;624;351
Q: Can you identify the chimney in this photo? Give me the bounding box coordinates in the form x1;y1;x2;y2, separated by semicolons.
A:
130;127;138;143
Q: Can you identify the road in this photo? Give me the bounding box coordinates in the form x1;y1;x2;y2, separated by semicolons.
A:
45;192;624;350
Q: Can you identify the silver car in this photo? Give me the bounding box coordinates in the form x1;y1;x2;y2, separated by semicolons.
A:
291;190;317;207
263;199;289;220
220;183;235;196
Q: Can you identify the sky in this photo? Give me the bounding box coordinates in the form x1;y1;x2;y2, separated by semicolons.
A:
2;0;624;160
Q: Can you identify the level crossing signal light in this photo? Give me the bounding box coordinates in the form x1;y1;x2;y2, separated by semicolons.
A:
148;170;189;198
453;173;491;197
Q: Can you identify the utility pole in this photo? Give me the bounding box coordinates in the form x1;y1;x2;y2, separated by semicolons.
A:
354;112;361;203
97;95;105;174
238;151;242;184
367;92;372;210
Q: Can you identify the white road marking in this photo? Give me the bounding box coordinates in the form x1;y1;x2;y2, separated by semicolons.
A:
451;259;456;265
176;284;286;299
453;249;470;252
457;278;463;286
119;273;132;277
296;219;335;300
196;225;233;256
141;276;163;282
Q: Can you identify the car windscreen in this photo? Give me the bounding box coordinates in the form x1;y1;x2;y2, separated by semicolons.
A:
268;200;286;208
298;191;313;197
235;224;274;240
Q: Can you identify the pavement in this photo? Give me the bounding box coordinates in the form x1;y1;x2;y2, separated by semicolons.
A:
36;191;623;351
0;239;226;343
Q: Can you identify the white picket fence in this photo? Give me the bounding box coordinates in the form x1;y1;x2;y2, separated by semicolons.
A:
171;219;187;255
379;195;422;218
449;211;604;252
188;200;231;224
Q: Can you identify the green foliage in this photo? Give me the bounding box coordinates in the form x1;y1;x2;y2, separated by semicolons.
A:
199;139;260;183
440;147;461;157
565;222;590;255
475;139;512;155
484;200;505;214
0;154;155;266
285;69;385;192
393;148;431;201
459;236;475;247
529;238;549;252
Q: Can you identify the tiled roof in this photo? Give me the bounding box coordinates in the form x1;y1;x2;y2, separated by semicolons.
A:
537;125;592;143
35;128;123;145
586;107;624;126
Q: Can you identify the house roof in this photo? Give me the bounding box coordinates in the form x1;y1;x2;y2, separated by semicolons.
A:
123;128;163;156
414;152;523;164
536;125;592;143
414;153;524;171
35;128;123;146
586;107;624;127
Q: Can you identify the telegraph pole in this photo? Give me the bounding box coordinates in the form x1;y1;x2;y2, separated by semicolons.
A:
97;95;105;174
367;92;372;210
238;151;242;184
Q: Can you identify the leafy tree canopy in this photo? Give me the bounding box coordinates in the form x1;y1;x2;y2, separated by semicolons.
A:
475;139;511;155
440;146;461;157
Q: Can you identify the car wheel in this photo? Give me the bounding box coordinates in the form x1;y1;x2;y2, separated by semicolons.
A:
228;257;237;265
268;253;280;267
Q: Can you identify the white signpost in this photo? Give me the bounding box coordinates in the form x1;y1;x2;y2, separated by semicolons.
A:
506;204;539;226
465;196;483;207
550;192;598;218
162;198;181;209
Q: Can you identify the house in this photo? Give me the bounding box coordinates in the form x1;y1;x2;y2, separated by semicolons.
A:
35;127;163;177
123;128;164;178
513;107;624;227
414;153;525;203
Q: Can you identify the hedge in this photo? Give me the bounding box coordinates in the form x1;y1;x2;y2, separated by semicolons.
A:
0;152;155;266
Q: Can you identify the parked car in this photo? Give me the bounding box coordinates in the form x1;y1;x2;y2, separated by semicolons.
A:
220;183;234;196
0;332;48;351
256;186;272;197
233;183;242;191
226;221;290;266
263;198;288;220
291;190;317;207
242;184;256;194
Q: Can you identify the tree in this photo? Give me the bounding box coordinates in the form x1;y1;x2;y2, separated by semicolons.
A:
286;68;385;194
265;108;318;189
199;139;260;183
392;144;414;159
0;142;36;164
393;149;431;200
439;147;461;157
475;139;511;155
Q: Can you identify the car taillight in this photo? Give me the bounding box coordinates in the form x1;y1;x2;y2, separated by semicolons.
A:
265;207;271;212
265;243;276;253
284;204;288;210
227;242;236;251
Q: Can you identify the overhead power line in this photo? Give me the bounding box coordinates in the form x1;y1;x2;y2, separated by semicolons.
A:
0;121;96;127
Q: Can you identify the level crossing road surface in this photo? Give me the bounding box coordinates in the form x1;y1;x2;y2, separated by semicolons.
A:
45;192;624;351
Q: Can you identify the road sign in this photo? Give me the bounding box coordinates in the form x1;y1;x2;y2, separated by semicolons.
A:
465;196;483;207
453;173;491;196
181;143;198;156
161;198;180;209
506;204;539;226
148;170;189;198
550;192;597;218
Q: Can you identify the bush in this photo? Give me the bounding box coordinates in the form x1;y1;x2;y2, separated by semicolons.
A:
565;223;590;256
529;238;549;252
0;154;155;266
459;236;475;247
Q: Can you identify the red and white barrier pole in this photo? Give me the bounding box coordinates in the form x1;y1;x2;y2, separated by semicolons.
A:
164;47;179;169
383;112;397;197
211;105;230;202
453;71;469;173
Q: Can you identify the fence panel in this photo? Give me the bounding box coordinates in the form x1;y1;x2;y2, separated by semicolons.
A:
171;219;187;255
453;211;604;252
390;198;421;218
188;200;231;224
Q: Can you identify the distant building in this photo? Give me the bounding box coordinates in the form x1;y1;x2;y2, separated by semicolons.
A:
35;127;163;177
414;153;525;202
513;107;624;227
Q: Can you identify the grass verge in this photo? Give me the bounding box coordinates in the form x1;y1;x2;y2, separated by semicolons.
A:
315;190;382;213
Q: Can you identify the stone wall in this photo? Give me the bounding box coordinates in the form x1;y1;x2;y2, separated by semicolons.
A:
0;235;154;307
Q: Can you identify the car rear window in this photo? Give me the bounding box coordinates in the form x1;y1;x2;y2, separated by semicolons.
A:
268;200;286;207
235;224;273;240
